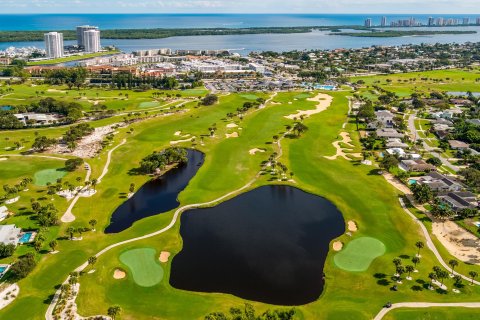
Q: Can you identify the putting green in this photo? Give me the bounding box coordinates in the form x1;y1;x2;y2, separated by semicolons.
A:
34;169;67;186
334;237;386;272
139;101;160;108
119;248;164;287
240;94;260;100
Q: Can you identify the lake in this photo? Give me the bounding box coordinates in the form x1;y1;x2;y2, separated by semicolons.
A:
104;149;204;234
170;185;345;305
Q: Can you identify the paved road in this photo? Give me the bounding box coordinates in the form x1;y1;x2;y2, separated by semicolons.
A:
374;302;480;320
407;113;459;173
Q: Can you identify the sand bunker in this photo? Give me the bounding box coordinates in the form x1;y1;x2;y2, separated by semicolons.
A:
348;221;358;232
333;241;343;251
249;148;266;155
47;89;66;93
285;93;333;120
226;132;239;138
113;269;126;279
432;221;480;265
159;251;171;263
0;158;7;161
170;137;195;145
226;123;238;128
324;132;362;161
174;131;182;136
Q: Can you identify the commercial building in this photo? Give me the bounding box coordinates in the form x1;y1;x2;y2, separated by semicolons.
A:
84;30;101;53
44;32;64;58
76;25;99;47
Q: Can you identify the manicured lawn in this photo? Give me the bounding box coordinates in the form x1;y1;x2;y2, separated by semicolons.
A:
27;51;120;66
385;307;480;320
334;237;386;272
34;168;67;186
119;248;164;287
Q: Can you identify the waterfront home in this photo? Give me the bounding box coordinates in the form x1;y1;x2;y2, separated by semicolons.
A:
0;225;21;246
438;192;478;212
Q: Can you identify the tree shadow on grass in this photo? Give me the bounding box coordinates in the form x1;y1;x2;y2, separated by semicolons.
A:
411;285;423;291
399;254;410;259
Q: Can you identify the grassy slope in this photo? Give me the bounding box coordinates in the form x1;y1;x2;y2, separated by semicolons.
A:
26;51;121;66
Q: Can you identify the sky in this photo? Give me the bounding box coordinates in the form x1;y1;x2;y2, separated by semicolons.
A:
2;0;480;14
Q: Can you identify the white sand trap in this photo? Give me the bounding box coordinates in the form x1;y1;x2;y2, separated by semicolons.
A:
249;148;266;155
226;132;239;138
271;101;281;105
47;89;66;93
285;93;333;120
159;251;171;263
348;221;358;232
5;197;19;204
0;158;7;161
174;131;182;136
432;221;480;265
88;269;96;274
170;137;195;145
333;241;343;251
0;283;19;310
288;102;292;104
113;269;126;279
226;123;238;128
324;132;359;161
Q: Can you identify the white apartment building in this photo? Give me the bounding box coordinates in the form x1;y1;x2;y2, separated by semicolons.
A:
44;32;64;58
84;30;101;53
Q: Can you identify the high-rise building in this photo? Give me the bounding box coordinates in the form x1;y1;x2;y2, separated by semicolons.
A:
428;17;435;26
365;18;372;28
76;25;99;47
463;18;470;25
381;16;387;27
44;32;64;58
436;17;444;26
84;30;101;53
477;17;480;25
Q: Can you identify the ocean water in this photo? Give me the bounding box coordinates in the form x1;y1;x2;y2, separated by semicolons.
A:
0;14;479;31
1;14;480;55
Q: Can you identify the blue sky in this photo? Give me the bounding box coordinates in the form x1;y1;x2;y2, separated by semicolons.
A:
2;0;480;14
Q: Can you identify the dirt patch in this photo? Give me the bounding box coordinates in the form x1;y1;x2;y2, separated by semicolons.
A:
348;221;358;232
159;251;171;263
226;132;239;138
113;269;126;279
285;93;333;120
249;148;266;155
333;241;343;251
432;221;480;265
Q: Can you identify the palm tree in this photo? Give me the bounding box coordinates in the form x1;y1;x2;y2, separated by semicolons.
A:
89;219;97;231
405;265;415;279
67;227;76;240
449;259;459;276
393;258;402;274
88;256;97;265
91;178;98;191
49;240;58;252
108;306;121;320
293;122;308;137
396;266;405;282
412;256;420;269
129;183;135;194
469;271;478;285
437;270;448;288
415;241;424;257
428;272;437;290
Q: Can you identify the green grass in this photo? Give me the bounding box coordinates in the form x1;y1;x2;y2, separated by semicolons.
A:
334;237;386;272
27;51;120;66
385;307;480;320
119;248;164;287
294;93;312;100
240;94;260;100
33;168;67;186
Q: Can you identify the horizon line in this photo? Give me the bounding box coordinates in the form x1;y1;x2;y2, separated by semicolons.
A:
1;12;480;15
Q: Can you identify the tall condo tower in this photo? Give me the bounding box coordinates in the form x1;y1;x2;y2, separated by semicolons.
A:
44;32;64;58
76;25;99;47
84;30;101;53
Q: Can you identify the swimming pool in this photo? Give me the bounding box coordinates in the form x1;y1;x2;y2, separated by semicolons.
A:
18;232;33;244
408;179;417;185
473;222;480;228
315;85;336;91
0;266;7;273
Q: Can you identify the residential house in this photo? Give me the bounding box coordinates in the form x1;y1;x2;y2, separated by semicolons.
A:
438;191;478;212
0;225;21;246
448;140;470;150
376;128;404;139
416;172;464;192
375;110;395;128
0;206;9;221
386;138;409;148
400;159;436;172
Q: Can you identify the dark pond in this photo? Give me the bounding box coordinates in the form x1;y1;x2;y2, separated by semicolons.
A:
170;185;345;305
104;149;205;234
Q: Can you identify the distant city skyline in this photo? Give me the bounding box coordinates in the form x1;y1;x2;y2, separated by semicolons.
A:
2;0;480;14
